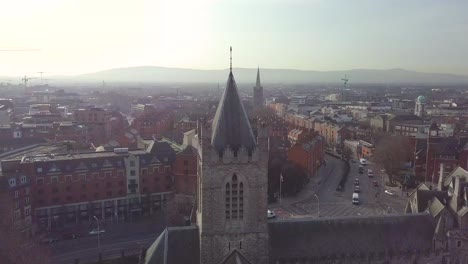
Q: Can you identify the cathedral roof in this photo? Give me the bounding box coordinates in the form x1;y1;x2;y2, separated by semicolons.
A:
268;213;435;260
143;226;199;264
211;60;256;154
220;250;252;264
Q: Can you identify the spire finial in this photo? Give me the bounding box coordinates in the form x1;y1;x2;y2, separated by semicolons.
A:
230;46;232;72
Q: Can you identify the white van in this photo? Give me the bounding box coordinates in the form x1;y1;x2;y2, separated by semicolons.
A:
359;158;367;165
352;193;359;205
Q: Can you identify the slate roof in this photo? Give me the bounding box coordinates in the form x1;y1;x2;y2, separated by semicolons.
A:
144;226;200;264
268;214;435;260
211;71;256;154
142;214;436;263
221;250;251;264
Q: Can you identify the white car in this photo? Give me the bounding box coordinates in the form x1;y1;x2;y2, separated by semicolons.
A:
89;229;106;235
267;209;276;219
359;158;367;165
384;190;395;196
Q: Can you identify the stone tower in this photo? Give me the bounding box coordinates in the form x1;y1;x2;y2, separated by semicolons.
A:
253;67;264;111
196;47;269;264
415;95;426;119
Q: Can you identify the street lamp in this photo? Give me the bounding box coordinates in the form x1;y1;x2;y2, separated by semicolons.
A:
314;194;320;217
93;216;101;255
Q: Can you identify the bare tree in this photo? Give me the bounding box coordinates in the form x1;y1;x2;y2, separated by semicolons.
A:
342;146;353;161
373;135;411;184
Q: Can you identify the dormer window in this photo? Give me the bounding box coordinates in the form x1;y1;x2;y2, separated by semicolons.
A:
20;176;27;184
9;178;16;187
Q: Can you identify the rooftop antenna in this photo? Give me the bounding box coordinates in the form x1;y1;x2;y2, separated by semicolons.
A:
230;46;232;72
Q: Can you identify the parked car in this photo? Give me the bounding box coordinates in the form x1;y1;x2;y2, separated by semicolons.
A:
63;234;79;240
359;158;367;165
41;237;59;244
373;181;379;187
351;159;356;163
385;190;395;196
267;209;276;219
89;229;106;235
367;169;374;178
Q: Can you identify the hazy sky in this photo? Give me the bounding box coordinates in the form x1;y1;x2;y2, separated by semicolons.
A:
1;0;467;77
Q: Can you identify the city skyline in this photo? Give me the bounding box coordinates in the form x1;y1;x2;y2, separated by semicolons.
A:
1;0;467;76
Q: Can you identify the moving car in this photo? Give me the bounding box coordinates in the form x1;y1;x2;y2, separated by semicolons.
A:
267;209;276;219
359;158;367;165
373;181;379;187
358;166;364;174
354;186;360;193
367;169;373;178
89;229;106;235
354;178;360;185
385;190;395;196
352;193;359;205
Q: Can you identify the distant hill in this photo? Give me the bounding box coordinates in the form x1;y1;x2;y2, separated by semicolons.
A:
69;66;468;84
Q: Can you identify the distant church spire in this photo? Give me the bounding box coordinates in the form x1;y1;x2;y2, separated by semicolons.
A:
230;46;232;73
256;67;261;88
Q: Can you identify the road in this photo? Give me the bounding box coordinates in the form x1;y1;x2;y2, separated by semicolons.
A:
271;155;408;219
49;217;166;264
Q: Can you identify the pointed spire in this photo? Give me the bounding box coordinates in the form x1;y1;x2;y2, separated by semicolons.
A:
255;67;262;88
211;48;256;154
230;46;232;73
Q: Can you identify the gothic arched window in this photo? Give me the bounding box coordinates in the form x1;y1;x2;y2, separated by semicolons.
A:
225;174;244;221
225;183;230;219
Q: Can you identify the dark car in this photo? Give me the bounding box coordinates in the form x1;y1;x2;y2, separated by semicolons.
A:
62;234;79;240
354;186;361;193
373;181;379;187
41;237;59;244
358;166;364;174
354;179;359;185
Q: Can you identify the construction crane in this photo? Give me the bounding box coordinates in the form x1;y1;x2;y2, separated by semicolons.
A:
37;71;47;83
341;74;349;87
22;75;38;94
22;75;37;87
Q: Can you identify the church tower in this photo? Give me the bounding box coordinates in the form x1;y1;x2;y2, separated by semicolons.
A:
253;67;264;111
197;47;269;264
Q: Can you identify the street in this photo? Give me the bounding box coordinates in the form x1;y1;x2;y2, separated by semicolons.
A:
270;155;408;219
49;217;166;264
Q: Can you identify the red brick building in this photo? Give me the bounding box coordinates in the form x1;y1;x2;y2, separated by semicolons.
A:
0;172;33;239
74;108;111;145
287;135;325;178
0;140;177;233
173;146;198;195
130;110;172;139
